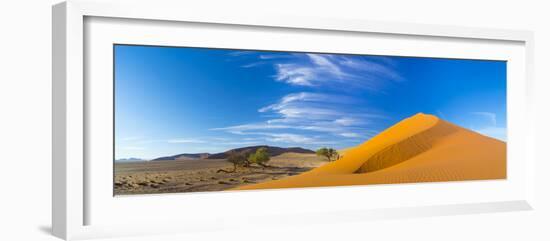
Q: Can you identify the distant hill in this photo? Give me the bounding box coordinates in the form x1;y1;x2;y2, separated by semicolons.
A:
115;157;146;162
151;146;314;161
152;153;210;161
207;145;314;159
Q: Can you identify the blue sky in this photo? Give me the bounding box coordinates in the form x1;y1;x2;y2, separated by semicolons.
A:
114;45;506;159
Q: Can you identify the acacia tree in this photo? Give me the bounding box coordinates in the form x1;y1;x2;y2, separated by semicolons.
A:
316;147;340;162
218;151;247;173
248;147;271;167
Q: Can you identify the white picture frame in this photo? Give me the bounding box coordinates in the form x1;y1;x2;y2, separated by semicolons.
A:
52;0;535;240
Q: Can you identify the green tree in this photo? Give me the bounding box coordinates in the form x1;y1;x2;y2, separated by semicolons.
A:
248;147;271;167
218;151;247;173
316;147;339;162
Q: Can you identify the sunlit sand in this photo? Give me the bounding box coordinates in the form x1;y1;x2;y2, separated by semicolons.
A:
235;113;506;190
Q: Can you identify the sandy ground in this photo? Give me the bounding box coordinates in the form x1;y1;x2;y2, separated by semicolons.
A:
237;113;506;190
115;113;505;194
114;153;328;195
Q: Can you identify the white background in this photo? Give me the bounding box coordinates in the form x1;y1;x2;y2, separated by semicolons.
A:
0;0;548;240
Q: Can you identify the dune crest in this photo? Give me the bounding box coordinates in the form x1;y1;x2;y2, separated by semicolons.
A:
355;117;458;173
235;113;506;190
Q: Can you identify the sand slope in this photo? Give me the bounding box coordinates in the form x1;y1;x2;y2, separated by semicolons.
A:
235;113;506;190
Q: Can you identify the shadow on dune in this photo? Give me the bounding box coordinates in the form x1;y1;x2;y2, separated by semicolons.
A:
235;113;506;190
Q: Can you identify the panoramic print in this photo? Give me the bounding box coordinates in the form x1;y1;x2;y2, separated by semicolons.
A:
114;45;506;195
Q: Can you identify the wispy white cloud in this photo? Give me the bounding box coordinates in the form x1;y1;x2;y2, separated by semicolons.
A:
258;132;337;145
258;92;365;122
274;64;316;86
475;126;507;141
230;51;403;90
166;138;207;144
259;54;296;60
264;133;315;144
211;123;292;135
470;111;507;141
227;50;255;57
120;136;141;141
210;137;231;141
215;141;262;146
471;111;497;126
334;117;358;126
339;57;403;81
306;54;346;78
339;132;361;138
268;53;402;90
120;146;144;150
258;92;330;113
212;92;384;142
241;62;265;68
216;52;400;146
146;136;267;148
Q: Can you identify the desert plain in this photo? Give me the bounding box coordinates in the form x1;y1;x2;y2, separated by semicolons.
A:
114;152;328;195
115;113;506;195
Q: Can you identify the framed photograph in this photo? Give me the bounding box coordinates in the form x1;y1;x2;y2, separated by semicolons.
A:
52;0;535;240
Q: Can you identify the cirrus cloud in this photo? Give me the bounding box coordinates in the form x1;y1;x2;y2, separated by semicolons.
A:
212;91;386;141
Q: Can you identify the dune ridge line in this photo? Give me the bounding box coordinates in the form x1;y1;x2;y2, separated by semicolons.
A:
234;113;506;190
355;118;458;173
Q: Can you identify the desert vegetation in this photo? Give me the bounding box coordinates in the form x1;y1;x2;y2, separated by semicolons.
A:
217;151;248;173
247;147;271;167
316;147;340;162
217;147;272;173
114;146;328;195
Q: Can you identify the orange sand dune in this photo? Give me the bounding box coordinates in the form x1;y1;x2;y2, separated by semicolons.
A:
235;113;506;190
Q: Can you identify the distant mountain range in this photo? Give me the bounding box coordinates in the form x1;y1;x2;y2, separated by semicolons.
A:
151;153;211;161
152;145;315;161
115;157;147;162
